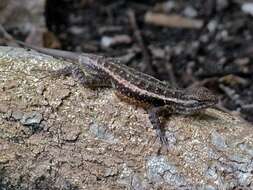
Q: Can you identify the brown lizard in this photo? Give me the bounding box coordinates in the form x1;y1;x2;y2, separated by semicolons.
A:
15;40;218;147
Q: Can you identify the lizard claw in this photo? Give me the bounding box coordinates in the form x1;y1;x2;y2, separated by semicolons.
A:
155;128;170;150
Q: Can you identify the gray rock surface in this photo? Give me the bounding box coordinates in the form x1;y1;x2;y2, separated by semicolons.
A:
0;46;253;189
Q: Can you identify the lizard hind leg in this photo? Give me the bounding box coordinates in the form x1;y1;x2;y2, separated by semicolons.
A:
52;65;112;87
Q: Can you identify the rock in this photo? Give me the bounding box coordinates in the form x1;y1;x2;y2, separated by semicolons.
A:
242;3;253;16
207;20;218;32
183;6;198;18
0;46;253;189
11;110;24;121
20;111;43;126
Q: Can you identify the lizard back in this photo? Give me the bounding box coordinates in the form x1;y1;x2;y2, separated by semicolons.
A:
81;56;188;106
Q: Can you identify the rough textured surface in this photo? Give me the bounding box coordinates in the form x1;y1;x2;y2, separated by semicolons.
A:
0;46;253;190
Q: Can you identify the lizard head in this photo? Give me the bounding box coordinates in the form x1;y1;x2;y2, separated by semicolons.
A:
184;86;218;104
175;86;218;114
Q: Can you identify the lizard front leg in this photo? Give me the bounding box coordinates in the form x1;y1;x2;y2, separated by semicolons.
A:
148;105;174;147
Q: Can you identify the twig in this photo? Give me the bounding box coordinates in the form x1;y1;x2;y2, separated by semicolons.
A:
144;12;203;29
127;9;154;75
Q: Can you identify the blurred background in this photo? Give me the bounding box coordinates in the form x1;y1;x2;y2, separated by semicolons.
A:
1;0;253;123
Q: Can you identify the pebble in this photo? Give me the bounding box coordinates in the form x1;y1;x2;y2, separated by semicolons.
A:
20;111;43;126
207;20;218;32
89;122;117;143
242;3;253;16
211;131;227;150
11;111;24;121
164;1;176;12
183;6;197;18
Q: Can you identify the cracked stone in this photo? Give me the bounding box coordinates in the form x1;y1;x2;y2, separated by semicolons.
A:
45;87;71;109
0;103;9;113
1;46;253;189
131;174;147;190
89;122;117;143
118;164;134;187
146;156;182;185
61;125;81;142
20;111;43;125
211;131;227;150
11;110;24;121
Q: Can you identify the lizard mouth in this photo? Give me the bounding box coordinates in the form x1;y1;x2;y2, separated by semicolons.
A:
197;100;217;109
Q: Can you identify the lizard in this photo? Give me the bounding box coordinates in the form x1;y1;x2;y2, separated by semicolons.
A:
14;40;218;146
